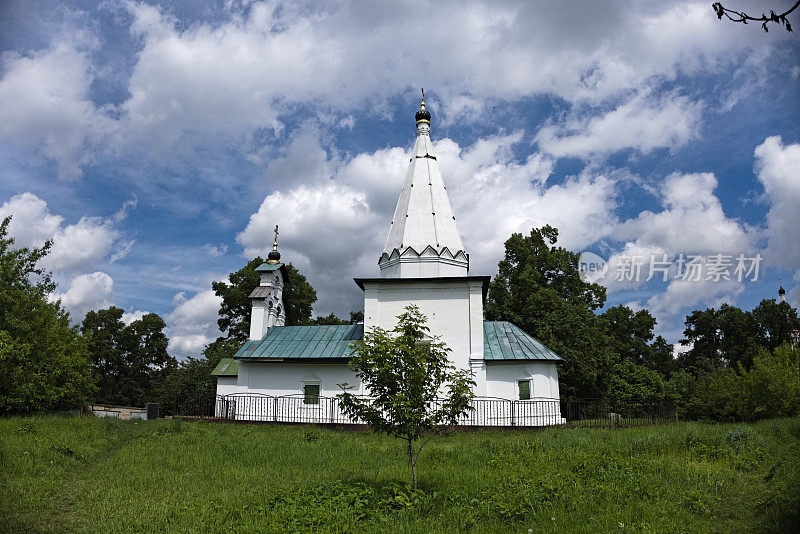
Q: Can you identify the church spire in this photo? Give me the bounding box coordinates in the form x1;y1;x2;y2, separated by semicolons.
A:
379;92;468;278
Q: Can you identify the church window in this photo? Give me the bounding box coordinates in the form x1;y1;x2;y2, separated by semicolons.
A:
518;380;531;400
303;384;320;405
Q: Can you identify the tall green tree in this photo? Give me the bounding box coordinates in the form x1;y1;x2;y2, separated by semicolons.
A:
679;301;798;375
644;336;675;377
212;257;317;341
717;304;761;370
0;216;94;413
81;307;175;406
485;225;610;398
599;305;674;377
339;306;474;490
158;338;240;409
123;312;174;405
599;305;657;365
81;307;127;404
679;308;725;375
752;299;800;352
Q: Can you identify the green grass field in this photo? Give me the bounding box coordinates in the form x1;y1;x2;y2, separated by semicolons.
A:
1;416;799;533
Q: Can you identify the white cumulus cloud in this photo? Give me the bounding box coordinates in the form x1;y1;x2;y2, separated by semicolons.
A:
50;271;114;321
616;172;753;255
754;136;800;268
0;192;125;274
166;290;223;356
0;40;113;180
110;0;779;163
535;91;703;158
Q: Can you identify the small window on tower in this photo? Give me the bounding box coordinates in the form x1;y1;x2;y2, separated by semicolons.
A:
518;380;531;400
303;384;320;405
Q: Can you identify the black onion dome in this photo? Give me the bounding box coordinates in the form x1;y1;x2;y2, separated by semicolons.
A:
779;285;786;295
267;249;281;262
415;105;431;123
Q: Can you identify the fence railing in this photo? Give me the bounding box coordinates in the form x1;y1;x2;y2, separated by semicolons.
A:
169;394;675;428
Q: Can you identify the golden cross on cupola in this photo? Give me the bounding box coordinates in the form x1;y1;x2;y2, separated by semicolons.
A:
267;224;282;263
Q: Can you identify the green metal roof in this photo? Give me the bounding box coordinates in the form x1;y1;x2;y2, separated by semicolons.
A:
254;262;284;272
211;358;239;376
233;324;364;360
483;321;563;361
228;321;560;365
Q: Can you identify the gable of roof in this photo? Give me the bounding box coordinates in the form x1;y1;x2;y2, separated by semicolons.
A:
483;321;563;362
233;324;364;360
211;358;239;376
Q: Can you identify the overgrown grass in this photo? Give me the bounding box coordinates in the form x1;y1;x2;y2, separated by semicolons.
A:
1;415;799;533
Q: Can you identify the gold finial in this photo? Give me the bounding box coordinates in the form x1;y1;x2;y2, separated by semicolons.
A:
415;88;430;125
273;224;279;250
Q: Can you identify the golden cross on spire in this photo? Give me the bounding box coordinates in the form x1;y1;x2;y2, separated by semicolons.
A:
273;225;279;249
420;88;425;107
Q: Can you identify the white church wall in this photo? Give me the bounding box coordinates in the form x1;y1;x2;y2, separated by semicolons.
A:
363;279;484;372
249;303;267;340
215;376;238;397
484;362;560;400
235;361;362;397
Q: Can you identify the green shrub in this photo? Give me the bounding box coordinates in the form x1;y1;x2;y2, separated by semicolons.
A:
696;369;740;422
737;345;800;421
686;345;800;423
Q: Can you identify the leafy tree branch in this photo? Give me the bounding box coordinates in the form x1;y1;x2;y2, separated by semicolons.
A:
712;1;798;32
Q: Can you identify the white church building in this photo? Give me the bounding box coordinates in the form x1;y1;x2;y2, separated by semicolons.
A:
212;96;564;426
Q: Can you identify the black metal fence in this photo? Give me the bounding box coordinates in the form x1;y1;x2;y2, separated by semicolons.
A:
169;394;675;428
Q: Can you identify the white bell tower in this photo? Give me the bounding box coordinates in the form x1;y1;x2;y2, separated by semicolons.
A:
249;225;287;341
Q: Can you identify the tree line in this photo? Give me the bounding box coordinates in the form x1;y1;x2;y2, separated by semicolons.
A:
1;216;798;421
485;225;800;421
0;218;359;414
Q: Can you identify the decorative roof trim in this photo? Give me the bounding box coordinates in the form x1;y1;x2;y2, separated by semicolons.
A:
378;246;469;268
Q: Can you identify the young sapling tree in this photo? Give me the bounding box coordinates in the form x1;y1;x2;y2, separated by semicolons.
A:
338;305;474;489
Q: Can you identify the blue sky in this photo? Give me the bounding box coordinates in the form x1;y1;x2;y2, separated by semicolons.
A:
1;0;798;357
